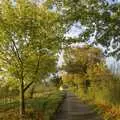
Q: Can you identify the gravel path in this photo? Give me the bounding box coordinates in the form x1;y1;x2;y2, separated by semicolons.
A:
55;92;103;120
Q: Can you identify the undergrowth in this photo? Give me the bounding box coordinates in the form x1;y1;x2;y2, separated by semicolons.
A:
0;91;65;120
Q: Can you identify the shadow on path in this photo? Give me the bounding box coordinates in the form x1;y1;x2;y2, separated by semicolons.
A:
55;92;103;120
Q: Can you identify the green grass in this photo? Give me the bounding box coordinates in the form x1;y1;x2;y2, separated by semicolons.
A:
0;91;65;120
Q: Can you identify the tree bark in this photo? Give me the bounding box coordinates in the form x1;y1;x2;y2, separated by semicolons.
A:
20;78;25;119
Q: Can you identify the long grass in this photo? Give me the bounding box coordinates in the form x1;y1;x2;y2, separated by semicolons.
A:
73;78;120;120
0;90;65;120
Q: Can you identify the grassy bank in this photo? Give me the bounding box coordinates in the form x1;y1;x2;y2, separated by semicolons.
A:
0;91;65;120
74;85;120;120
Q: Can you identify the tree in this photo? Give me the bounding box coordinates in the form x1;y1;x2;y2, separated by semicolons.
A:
54;0;120;59
62;45;111;90
0;0;63;118
50;73;63;88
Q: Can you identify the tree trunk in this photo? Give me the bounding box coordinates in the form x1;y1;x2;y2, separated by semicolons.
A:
20;78;25;119
29;86;35;99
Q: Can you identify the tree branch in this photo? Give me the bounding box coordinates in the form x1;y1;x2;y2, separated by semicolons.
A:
24;80;34;92
11;39;23;65
23;54;41;92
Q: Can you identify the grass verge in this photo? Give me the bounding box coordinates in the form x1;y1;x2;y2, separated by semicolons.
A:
0;91;65;120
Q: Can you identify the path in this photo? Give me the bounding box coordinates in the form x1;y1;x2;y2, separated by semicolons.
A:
55;92;103;120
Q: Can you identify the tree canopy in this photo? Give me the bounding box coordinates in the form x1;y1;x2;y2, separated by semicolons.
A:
0;0;64;116
62;46;112;87
51;0;120;59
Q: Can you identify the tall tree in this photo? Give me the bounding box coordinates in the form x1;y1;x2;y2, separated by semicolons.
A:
62;46;111;89
0;0;63;118
54;0;120;59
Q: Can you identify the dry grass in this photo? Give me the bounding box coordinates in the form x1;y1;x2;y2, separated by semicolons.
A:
97;103;120;120
0;108;44;120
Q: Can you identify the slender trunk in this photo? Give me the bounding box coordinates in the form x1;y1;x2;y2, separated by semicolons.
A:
20;78;25;119
29;86;35;99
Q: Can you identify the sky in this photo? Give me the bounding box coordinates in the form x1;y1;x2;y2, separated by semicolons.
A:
108;0;120;4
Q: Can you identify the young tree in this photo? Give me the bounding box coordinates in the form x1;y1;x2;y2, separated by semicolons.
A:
0;0;63;117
